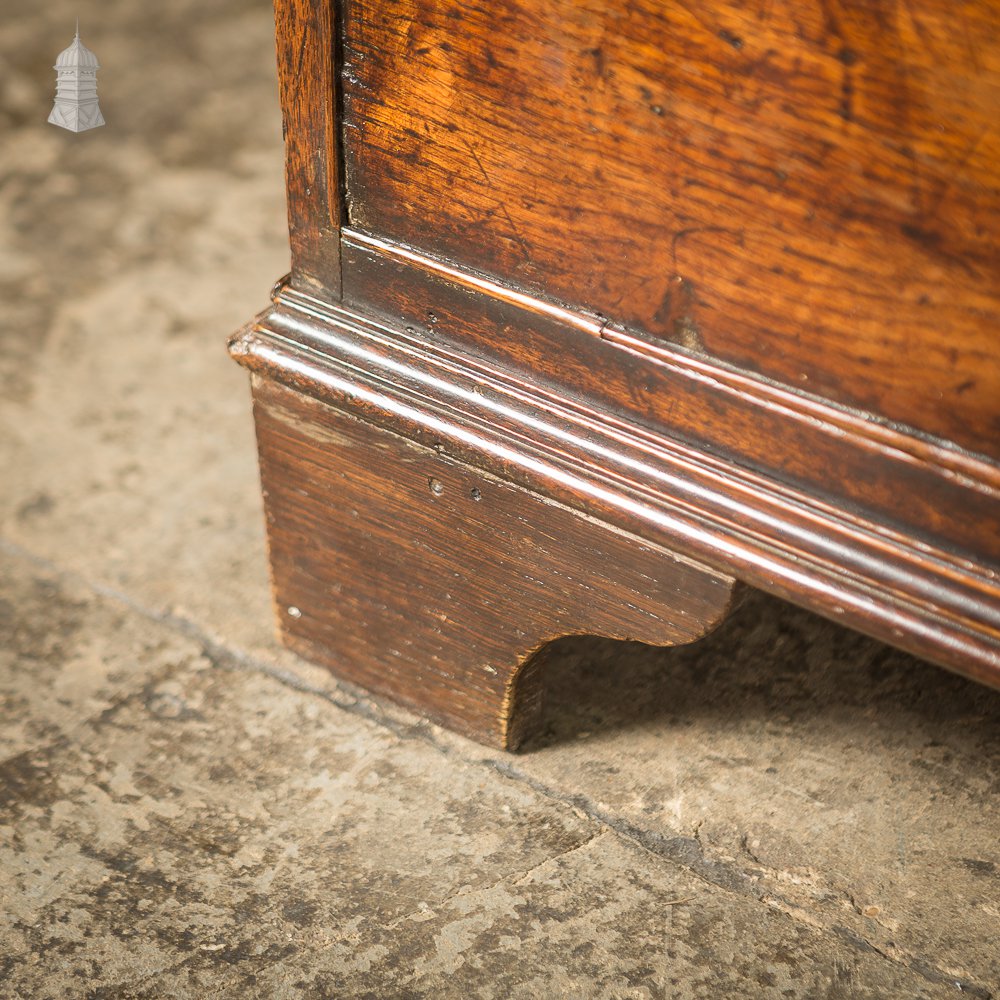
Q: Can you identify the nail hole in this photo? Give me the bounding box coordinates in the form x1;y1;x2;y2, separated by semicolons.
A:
470;487;482;501
429;478;444;496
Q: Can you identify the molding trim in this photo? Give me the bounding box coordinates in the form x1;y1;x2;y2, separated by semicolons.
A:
231;268;1000;690
344;228;1000;490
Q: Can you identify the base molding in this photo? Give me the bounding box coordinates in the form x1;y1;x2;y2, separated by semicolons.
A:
230;274;1000;709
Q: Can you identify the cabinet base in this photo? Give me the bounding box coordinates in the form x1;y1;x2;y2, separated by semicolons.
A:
231;273;1000;745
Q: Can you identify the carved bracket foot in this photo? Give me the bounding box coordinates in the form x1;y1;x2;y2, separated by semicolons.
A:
250;375;739;749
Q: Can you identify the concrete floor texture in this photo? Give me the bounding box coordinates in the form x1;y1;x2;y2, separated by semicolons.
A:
1;2;998;998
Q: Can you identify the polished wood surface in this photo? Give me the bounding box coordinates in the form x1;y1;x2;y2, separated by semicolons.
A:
232;278;1000;695
342;0;1000;458
340;231;1000;568
231;0;1000;746
275;0;340;297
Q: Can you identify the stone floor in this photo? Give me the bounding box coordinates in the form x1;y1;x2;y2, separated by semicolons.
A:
2;2;999;998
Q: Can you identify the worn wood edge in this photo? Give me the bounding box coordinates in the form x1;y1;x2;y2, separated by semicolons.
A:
499;642;545;751
501;578;744;748
495;586;745;750
273;0;341;297
276;630;549;750
229;294;1000;692
274;571;739;753
345;229;1000;491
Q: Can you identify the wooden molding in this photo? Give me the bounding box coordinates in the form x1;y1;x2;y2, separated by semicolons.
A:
230;259;1000;692
342;229;998;489
340;229;1000;510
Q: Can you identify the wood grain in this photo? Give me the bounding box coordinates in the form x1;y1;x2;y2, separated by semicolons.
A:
250;374;739;748
231;287;1000;694
341;0;1000;459
274;0;340;297
232;0;1000;745
339;231;1000;569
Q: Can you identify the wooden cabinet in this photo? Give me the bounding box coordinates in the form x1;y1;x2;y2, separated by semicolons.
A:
232;0;1000;748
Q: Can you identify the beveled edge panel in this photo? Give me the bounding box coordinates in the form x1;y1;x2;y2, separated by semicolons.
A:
229;279;1000;693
